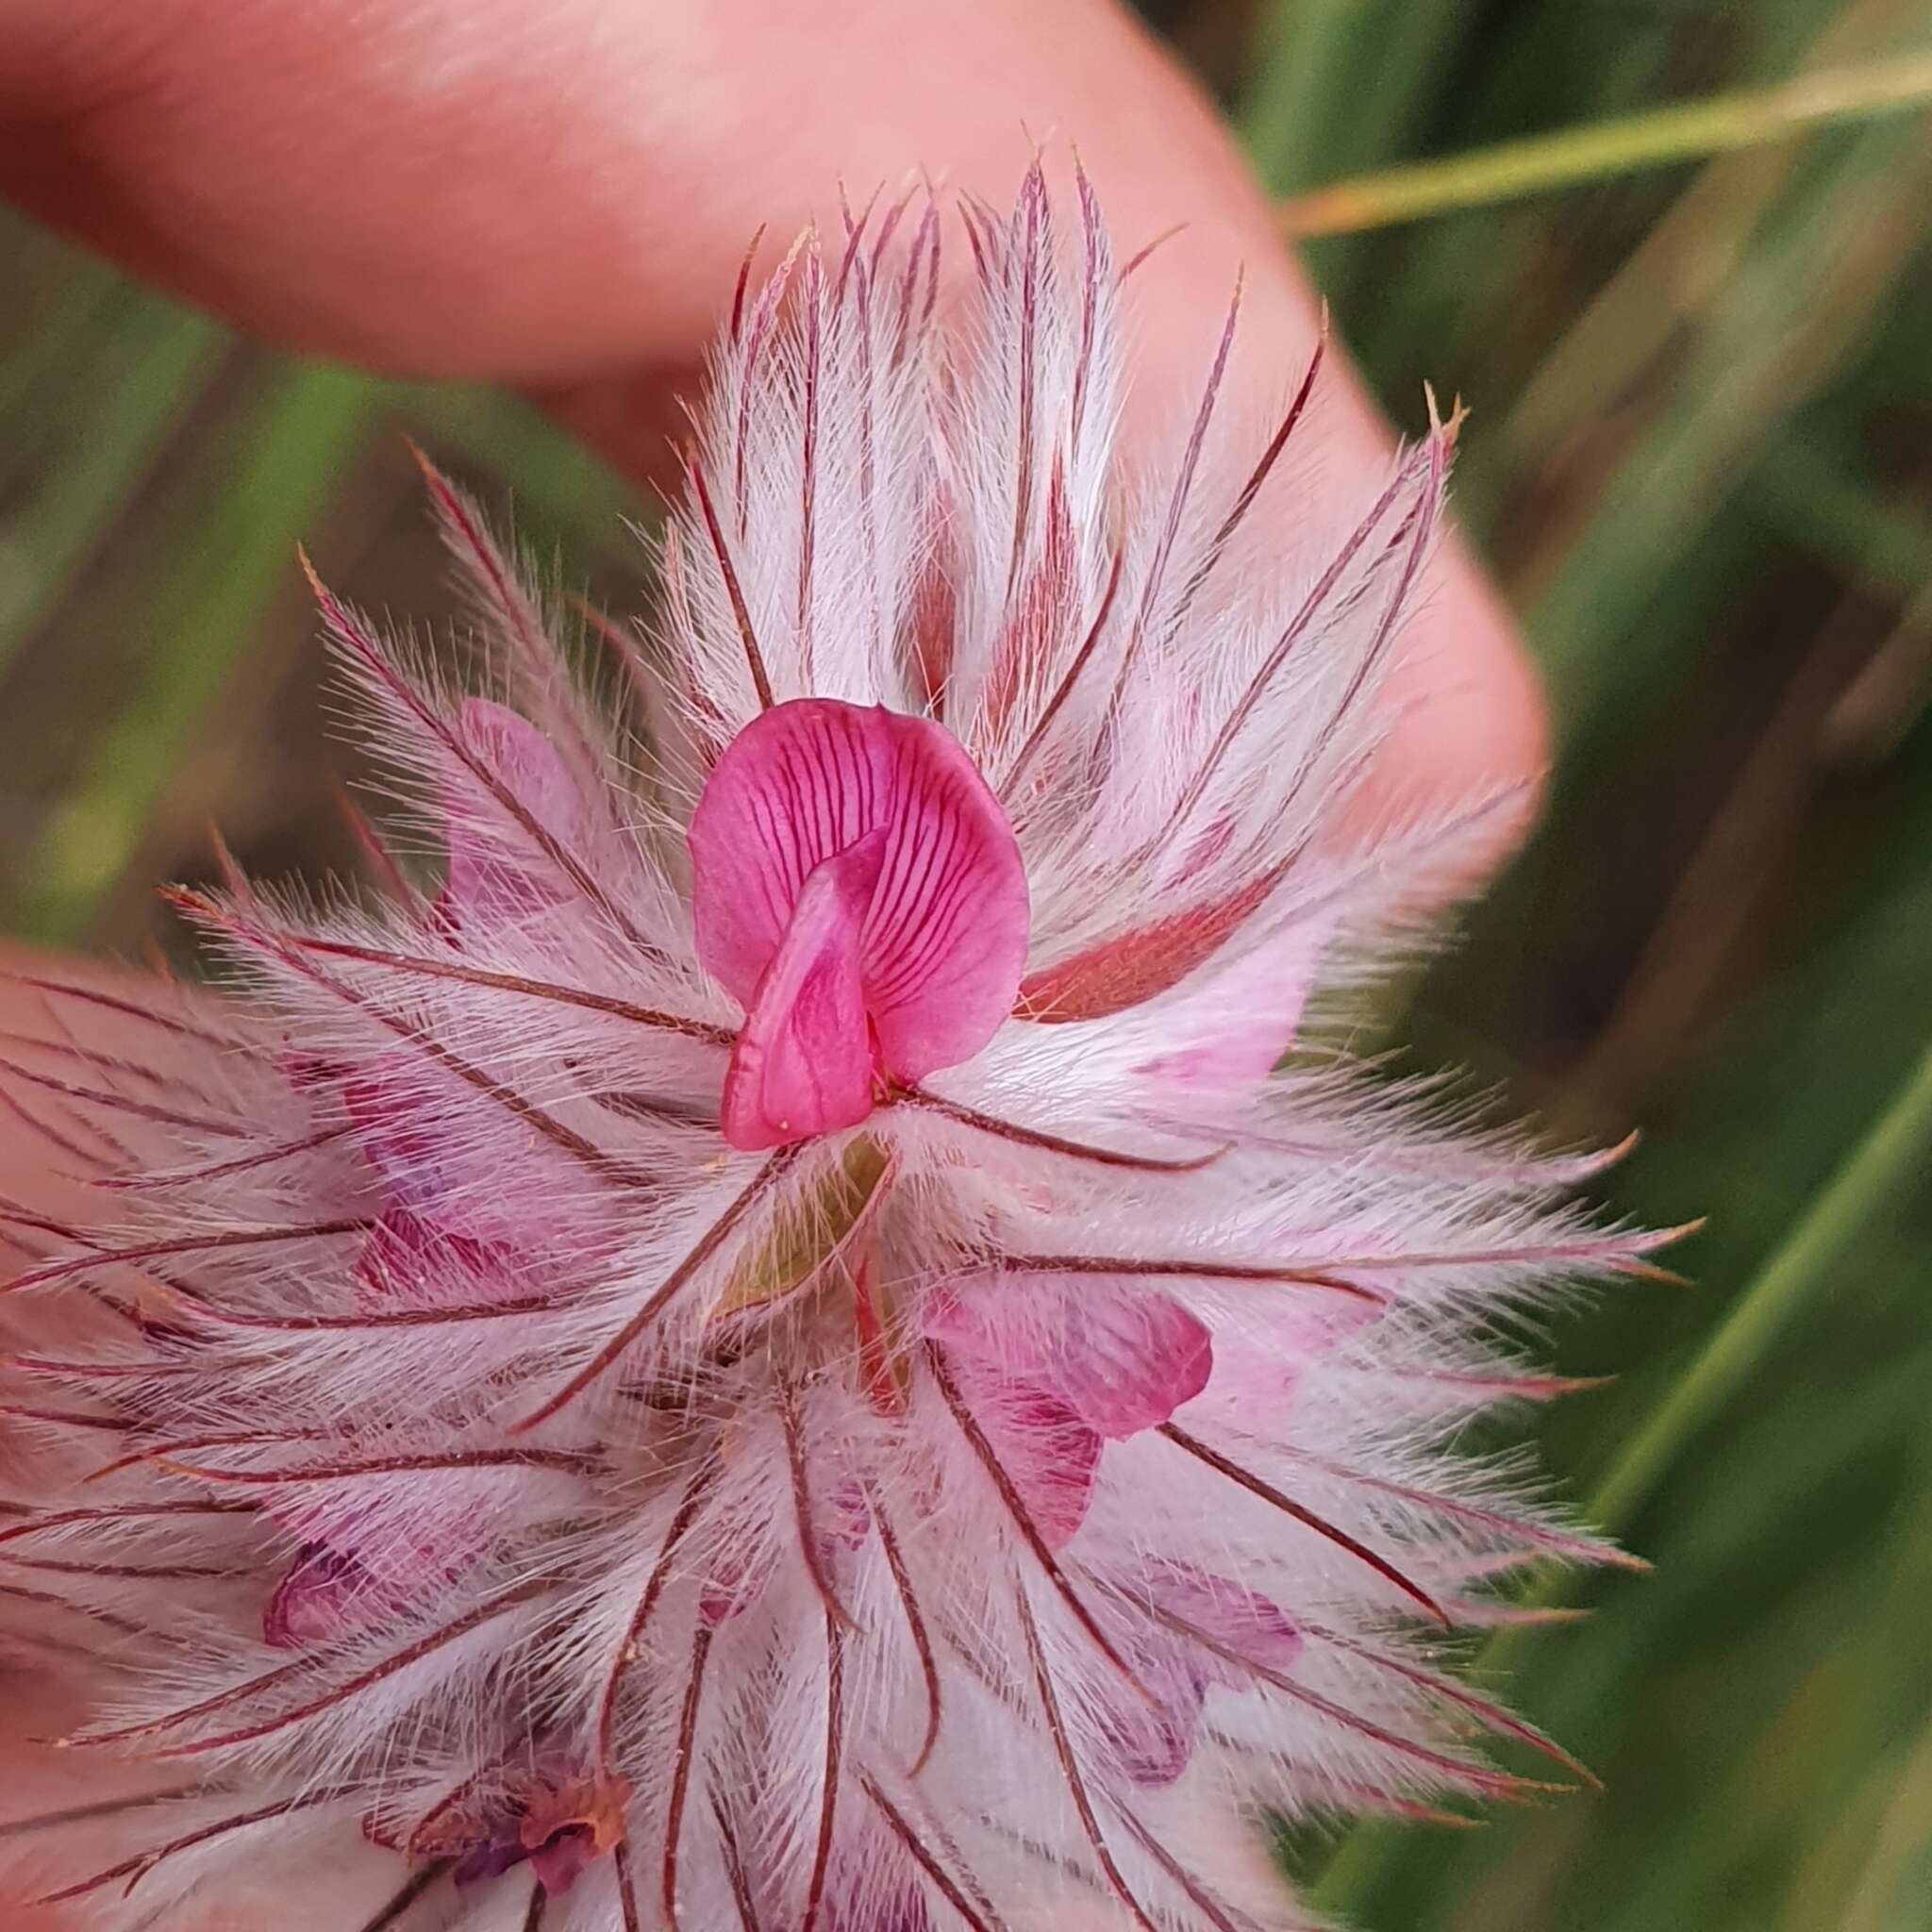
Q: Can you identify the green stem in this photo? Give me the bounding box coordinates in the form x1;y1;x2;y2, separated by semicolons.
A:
1280;50;1932;236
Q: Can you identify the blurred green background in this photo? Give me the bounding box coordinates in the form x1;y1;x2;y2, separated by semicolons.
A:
2;1;1930;1926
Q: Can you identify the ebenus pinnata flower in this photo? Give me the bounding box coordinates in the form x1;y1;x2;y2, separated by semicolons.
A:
0;166;1673;1932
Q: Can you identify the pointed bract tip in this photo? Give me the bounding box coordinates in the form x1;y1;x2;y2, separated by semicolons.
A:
1556;1374;1618;1395
1119;220;1189;281
730;223;770;338
398;430;439;483
1474;1602;1594;1628
1422;380;1472;451
563;590;639;661
204;823;248;897
1598;1545;1655;1575
1615;1219;1707;1287
1623;1260;1693;1289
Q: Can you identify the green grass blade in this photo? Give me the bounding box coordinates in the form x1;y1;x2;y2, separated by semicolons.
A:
0;303;226;679
16;360;381;943
1522;121;1931;722
1239;0;1467;308
1838;1705;1932;1932
1749;430;1932;599
1586;1036;1932;1532
1239;0;1364;196
1279;49;1932;235
0;259;118;423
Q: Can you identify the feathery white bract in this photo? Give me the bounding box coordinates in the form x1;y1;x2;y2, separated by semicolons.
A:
0;167;1657;1932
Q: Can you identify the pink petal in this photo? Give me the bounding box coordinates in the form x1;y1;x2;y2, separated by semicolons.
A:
261;1527;430;1648
930;1328;1102;1549
263;1542;374;1649
1150;1563;1304;1678
977;1381;1102;1549
1095;1674;1198;1788
1137;919;1327;1091
1089;1600;1210;1789
1089;1566;1303;1788
1051;1291;1214;1440
452;1838;533;1890
342;1058;475;1220
263;1487;488;1649
441;699;595;925
526;1829;599;1895
719;830;886;1149
261;1514;464;1648
927;1281;1213;1441
821;1477;873;1554
342;1054;571;1255
1193;1297;1380;1423
355;1207;533;1312
690;700;1028;1143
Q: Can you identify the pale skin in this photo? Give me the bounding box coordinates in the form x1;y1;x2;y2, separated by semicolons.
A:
0;1;1548;1921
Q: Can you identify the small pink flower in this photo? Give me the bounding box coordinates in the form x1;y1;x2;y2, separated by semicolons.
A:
0;164;1661;1931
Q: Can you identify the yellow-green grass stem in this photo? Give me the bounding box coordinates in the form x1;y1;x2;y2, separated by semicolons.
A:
1281;51;1932;237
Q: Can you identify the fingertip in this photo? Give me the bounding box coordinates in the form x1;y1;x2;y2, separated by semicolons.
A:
1357;548;1551;892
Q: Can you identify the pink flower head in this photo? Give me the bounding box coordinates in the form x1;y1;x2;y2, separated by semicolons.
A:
0;164;1661;1932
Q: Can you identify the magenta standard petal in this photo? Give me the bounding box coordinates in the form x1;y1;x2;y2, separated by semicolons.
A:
690;700;1028;1136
